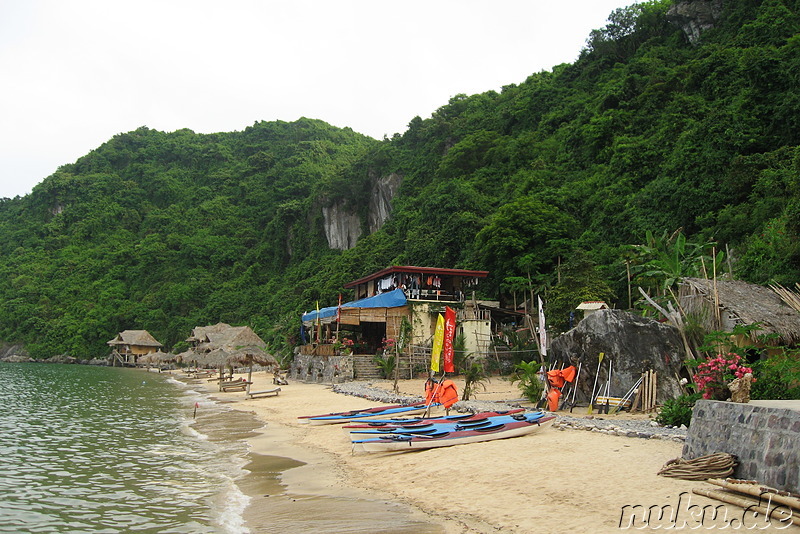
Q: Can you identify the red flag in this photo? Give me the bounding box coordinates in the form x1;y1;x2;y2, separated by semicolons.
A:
442;306;456;373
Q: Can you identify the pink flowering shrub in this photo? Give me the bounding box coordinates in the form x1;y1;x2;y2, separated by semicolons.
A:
692;353;754;400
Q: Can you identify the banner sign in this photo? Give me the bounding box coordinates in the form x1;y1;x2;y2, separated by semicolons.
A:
431;314;444;372
443;306;456;373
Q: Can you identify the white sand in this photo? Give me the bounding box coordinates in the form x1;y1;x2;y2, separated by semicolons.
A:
190;371;800;533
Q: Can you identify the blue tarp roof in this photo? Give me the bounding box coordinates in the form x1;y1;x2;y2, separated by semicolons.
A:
302;289;407;323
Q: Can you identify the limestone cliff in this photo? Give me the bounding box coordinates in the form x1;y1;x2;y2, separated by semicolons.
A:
321;172;403;250
367;172;402;234
666;0;724;45
322;203;362;250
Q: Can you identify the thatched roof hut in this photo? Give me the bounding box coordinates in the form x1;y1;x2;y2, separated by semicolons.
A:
678;277;800;346
186;322;232;345
107;330;163;350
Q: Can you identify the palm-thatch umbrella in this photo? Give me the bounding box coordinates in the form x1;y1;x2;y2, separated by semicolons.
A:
227;346;278;395
137;350;175;369
187;348;231;388
174;349;198;369
193;348;230;369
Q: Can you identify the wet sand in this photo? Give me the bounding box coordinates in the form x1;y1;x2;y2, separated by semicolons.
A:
186;371;800;533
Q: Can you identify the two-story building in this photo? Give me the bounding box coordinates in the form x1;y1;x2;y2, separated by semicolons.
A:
301;265;499;360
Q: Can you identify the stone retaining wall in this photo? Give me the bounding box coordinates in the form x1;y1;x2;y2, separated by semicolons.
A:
683;400;800;493
288;353;354;383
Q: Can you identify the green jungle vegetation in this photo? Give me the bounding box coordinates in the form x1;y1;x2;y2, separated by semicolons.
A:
1;0;799;361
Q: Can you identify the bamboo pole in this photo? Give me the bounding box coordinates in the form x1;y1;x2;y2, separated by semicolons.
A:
652;371;658;410
707;479;800;512
626;260;632;309
631;373;642;412
713;246;721;330
692;488;800;526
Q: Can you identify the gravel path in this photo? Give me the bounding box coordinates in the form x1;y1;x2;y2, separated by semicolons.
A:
332;381;687;442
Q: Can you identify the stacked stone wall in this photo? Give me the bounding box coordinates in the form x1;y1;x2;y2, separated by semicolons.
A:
289;353;354;383
683;400;800;493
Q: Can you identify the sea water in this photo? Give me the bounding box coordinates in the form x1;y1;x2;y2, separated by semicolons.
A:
0;363;443;534
0;363;253;533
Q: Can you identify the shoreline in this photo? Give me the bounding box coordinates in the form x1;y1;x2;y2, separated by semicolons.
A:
177;370;800;533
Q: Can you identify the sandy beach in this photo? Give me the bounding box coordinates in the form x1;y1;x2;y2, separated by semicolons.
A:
184;370;800;533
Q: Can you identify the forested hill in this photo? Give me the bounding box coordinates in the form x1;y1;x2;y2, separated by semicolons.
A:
1;0;799;359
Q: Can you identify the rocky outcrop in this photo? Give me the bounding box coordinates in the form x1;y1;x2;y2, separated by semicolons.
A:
322;202;362;250
322;172;403;250
0;343;31;362
550;309;687;404
368;172;402;233
666;0;724;45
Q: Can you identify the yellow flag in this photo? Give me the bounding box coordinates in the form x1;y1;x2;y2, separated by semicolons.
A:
431;314;445;372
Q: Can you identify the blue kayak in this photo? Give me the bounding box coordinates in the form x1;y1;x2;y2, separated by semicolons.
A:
349;411;547;437
299;402;439;425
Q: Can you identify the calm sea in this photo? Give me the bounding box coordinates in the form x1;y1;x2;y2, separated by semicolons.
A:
0;363;259;533
0;363;442;534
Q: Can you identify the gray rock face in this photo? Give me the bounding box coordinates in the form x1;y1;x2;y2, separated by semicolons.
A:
550;309;687;403
322;202;362;250
0;343;30;362
666;0;724;45
368;172;402;233
322;172;403;250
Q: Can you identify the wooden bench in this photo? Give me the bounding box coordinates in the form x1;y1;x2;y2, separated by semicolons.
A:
220;380;252;392
247;387;281;399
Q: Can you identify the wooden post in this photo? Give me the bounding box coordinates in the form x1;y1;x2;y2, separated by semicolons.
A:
631;373;642;412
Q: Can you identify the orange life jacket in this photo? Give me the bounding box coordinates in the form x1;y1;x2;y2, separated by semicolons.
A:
424;378;459;408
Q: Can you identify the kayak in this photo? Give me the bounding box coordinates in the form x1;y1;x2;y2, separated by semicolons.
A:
351;413;556;452
298;402;438;425
342;408;524;429
347;411;544;436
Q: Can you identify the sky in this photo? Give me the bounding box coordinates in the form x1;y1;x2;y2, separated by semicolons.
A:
0;0;635;199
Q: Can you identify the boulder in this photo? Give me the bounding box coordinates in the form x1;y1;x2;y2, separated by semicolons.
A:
45;354;77;364
550;309;688;404
0;343;30;361
1;354;34;363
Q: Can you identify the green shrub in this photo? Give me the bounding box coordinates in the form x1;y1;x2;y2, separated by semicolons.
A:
751;351;800;400
373;354;396;379
510;360;544;404
656;393;701;427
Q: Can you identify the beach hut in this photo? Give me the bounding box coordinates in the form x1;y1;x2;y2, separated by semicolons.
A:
678;278;800;350
576;301;609;320
107;330;164;366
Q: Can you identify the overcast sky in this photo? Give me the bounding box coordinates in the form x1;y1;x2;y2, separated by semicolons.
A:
0;0;634;199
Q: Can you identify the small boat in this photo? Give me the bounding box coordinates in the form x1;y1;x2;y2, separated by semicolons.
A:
352;413;556;452
298;402;438;425
347;410;540;436
342;408;524;429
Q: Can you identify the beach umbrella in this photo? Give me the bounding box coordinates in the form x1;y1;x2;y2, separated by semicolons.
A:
138;350;175;368
174;349;198;367
194;348;230;368
227;346;278;368
227;346;278;395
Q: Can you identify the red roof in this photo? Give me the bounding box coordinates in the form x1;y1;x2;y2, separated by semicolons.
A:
344;265;489;288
